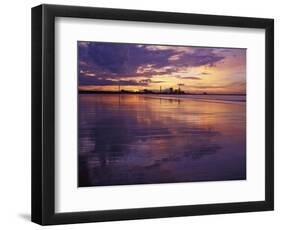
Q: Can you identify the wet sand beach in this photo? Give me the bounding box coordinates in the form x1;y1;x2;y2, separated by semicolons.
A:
78;94;246;187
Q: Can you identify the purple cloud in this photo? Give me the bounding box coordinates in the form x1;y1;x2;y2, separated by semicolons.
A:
173;48;224;67
78;42;226;86
179;76;202;80
80;76;152;86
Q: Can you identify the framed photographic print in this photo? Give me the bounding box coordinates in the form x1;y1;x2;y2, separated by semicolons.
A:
31;4;274;225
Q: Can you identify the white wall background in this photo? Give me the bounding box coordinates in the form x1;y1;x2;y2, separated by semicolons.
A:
0;0;279;228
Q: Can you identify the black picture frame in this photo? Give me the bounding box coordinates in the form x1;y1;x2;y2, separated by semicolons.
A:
31;4;274;225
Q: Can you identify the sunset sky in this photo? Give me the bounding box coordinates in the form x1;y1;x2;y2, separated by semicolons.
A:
78;41;246;94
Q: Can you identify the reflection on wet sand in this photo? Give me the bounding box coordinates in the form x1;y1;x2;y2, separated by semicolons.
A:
79;94;246;187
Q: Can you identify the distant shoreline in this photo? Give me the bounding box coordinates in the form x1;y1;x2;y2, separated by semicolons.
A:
79;90;246;96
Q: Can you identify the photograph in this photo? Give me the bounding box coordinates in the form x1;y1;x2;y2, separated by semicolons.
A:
78;41;247;187
31;4;274;225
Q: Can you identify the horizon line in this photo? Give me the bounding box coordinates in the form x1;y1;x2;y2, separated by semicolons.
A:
78;90;246;96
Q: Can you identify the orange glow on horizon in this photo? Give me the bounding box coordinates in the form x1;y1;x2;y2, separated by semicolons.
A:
79;43;246;94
